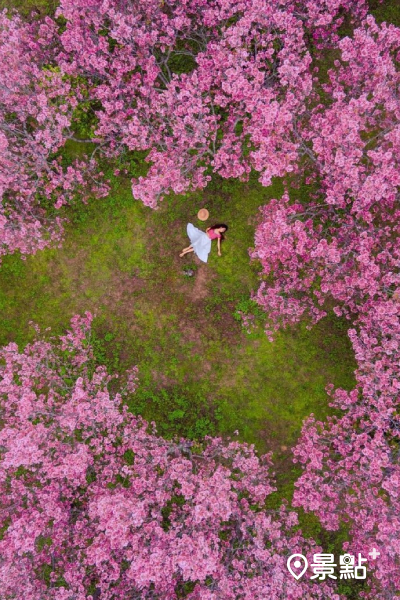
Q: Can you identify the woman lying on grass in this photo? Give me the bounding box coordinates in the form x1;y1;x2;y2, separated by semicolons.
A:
179;223;228;262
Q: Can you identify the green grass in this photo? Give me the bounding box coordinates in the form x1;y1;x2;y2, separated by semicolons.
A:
0;0;58;16
370;0;400;27
0;170;356;491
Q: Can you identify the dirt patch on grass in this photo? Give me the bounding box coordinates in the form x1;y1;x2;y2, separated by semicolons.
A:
191;266;209;302
177;321;202;347
259;418;297;478
151;369;179;388
190;264;210;301
104;271;146;300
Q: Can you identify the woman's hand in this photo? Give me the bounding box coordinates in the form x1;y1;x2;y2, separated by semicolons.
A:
218;251;222;257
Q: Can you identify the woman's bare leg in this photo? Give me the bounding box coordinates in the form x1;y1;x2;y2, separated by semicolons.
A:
179;246;194;257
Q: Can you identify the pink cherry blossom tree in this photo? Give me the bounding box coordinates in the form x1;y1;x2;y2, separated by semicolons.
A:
249;17;400;599
293;299;400;599
54;0;312;207
0;313;341;600
0;0;372;255
0;12;108;258
252;16;400;335
55;0;369;208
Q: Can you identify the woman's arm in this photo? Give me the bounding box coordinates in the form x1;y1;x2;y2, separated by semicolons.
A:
217;237;221;256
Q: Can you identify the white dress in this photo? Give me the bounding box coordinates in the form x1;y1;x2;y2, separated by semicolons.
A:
187;223;212;263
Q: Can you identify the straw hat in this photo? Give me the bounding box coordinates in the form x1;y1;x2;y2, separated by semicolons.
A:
197;208;209;221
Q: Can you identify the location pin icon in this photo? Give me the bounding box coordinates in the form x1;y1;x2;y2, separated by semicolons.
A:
287;554;308;580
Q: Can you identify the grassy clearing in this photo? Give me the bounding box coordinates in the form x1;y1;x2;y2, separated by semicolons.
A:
0;169;356;485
